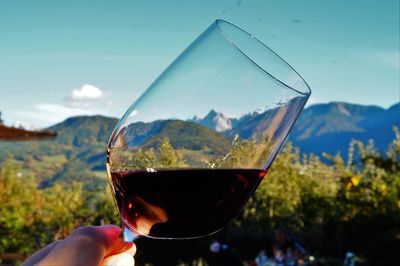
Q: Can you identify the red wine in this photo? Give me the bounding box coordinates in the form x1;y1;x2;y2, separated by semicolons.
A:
109;168;266;238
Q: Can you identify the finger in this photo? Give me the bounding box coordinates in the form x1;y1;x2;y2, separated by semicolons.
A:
102;252;135;266
21;240;63;266
36;225;134;266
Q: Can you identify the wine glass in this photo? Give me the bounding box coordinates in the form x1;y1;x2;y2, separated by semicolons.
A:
106;20;311;242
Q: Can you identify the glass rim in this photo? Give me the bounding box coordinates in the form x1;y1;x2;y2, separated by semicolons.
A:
215;19;311;97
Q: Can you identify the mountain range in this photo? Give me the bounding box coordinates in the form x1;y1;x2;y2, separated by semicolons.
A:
0;101;398;188
191;102;399;157
290;102;399;156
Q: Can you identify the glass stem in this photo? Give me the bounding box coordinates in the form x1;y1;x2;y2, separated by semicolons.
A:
120;226;141;242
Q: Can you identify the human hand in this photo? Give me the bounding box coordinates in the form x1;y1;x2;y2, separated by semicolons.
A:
22;225;136;266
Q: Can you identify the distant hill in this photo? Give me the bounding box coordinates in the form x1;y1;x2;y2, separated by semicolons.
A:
141;120;229;153
48;115;118;147
0;115;118;189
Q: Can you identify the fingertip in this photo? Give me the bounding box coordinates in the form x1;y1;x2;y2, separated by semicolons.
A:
98;225;135;255
97;224;122;237
95;225;124;246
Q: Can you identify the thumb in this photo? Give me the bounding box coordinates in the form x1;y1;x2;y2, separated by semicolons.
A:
102;252;135;266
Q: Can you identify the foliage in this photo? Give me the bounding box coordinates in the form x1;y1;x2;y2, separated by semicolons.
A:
0;159;118;265
0;157;42;254
0;122;399;264
235;128;400;262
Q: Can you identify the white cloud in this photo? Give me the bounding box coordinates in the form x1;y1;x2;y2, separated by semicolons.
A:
71;84;104;100
36;104;98;116
10;84;117;128
65;84;108;108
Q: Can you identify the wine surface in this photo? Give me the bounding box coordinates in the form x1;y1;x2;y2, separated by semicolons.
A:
109;168;266;238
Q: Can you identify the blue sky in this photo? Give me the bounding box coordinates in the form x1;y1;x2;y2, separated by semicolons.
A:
0;0;399;127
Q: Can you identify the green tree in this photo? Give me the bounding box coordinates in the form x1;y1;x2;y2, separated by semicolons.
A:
0;158;43;255
155;137;186;168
